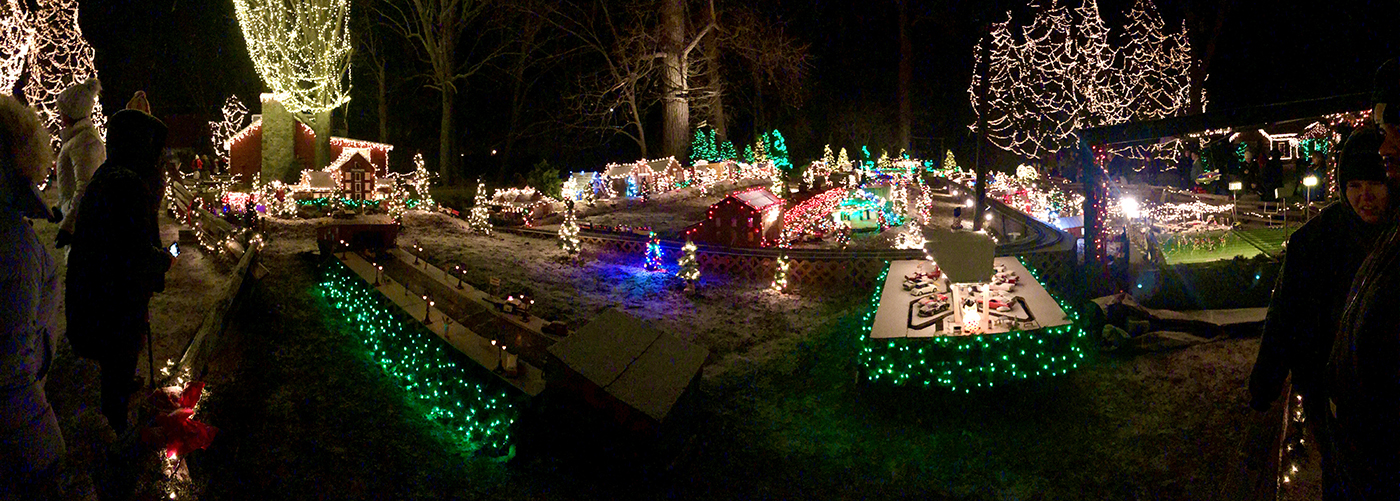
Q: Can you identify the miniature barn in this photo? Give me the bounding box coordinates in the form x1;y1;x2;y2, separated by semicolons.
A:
225;118;393;181
329;149;377;200
645;157;686;189
683;187;784;248
602;161;654;198
547;309;709;433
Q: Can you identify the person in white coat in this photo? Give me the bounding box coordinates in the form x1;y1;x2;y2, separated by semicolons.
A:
53;77;105;247
0;95;63;497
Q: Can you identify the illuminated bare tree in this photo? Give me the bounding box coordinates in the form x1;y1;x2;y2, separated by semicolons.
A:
232;0;353;170
26;0;104;148
209;95;249;163
0;0;33;96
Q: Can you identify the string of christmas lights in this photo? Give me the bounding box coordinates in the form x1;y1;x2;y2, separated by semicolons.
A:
318;261;519;455
232;0;352;115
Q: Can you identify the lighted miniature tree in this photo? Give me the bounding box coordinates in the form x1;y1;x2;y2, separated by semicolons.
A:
386;182;408;221
718;139;737;162
678;239;699;292
643;232;664;271
558;201;580;262
26;0;104;148
770;251;789;292
468;178;492;235
941;149;958;171
209;95;249;163
690;127;716;164
0;1;33;98
233;0;352;171
409;152;435;209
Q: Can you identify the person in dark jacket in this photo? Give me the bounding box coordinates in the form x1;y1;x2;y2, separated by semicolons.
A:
65;107;173;434
1249;126;1391;499
1321;56;1400;500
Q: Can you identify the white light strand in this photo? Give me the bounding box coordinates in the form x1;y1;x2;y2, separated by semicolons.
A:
25;0;104;149
232;0;352;114
210;95;249;162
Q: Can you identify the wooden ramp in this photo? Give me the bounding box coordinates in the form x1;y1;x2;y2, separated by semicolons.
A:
336;250;547;396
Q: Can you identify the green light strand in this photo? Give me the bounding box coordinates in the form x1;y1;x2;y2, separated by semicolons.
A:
318;261;519;455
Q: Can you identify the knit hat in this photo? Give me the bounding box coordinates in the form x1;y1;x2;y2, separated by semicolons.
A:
56;77;100;120
0;96;55;218
126;91;150;114
1339;126;1386;187
1373;58;1399;126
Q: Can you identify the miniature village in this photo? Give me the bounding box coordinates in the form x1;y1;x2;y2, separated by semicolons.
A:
14;0;1392;499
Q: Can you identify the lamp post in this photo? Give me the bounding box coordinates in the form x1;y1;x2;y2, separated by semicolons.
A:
1302;175;1318;222
1229;181;1243;227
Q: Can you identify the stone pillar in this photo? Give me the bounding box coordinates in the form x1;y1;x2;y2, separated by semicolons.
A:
261;93;295;183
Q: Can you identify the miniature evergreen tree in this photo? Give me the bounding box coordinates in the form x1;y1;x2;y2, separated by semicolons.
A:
770;251;789;292
410;152;435;210
468;178;492;235
559;200;580;262
822;144;835;170
942;149;958;171
644;232;664;271
678;239;699;291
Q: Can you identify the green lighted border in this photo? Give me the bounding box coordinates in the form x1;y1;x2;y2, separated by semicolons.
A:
318;261;519;455
857;258;1089;392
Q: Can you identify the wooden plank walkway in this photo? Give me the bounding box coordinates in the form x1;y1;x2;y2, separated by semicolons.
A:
336;250;548;396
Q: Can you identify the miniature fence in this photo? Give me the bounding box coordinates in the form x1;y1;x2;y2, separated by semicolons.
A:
166;176;248;261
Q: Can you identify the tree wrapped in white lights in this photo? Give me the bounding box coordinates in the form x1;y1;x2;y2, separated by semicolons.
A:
1114;0;1193;159
26;0;104;148
558;201;580;261
969;0;1197;160
0;0;33;96
468;178;492;234
233;0;352;171
409;152;435;209
209;95;249;163
678;239;699;292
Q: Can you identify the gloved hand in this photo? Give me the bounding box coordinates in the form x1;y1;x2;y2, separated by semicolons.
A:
55;229;71;248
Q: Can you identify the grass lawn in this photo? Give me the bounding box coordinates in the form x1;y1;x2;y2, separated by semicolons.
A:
1159;227;1293;265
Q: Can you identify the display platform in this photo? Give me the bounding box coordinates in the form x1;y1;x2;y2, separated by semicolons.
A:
859;257;1088;391
869;257;1072;339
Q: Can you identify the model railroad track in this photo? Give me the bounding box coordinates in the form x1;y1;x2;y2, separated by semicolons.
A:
500;188;1069;259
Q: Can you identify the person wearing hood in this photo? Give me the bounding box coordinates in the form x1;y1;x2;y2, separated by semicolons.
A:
1321;57;1400;499
1249;126;1391;499
0;96;64;496
65;103;173;435
52;77;105;246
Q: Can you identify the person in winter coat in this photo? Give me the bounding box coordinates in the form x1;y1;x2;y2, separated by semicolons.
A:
65;106;173;434
53;78;105;245
1249;126;1391;499
0;96;64;496
1321;56;1400;500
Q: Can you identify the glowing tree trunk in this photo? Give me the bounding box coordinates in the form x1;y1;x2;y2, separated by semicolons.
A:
233;0;352;175
26;0;103;149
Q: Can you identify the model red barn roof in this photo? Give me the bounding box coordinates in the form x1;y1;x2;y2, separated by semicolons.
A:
732;187;782;211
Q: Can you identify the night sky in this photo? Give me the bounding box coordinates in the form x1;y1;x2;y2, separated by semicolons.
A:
74;0;1400;176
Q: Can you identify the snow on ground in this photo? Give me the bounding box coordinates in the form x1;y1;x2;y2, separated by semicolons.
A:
390;209;867;382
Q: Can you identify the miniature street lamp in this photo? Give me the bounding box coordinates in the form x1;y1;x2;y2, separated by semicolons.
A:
373;264;382;286
453;265;464;289
1302;175;1319;221
423;295;434;324
1228;181;1243;226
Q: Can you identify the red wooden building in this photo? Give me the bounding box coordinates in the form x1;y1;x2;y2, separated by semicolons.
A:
682;187;784;248
225;119;393;181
